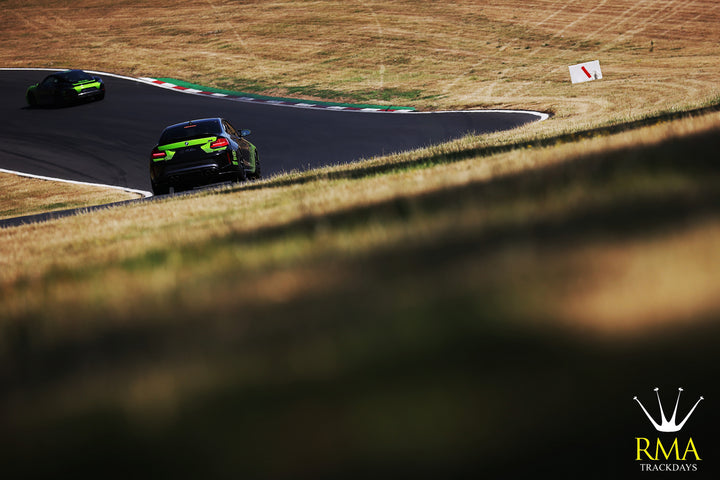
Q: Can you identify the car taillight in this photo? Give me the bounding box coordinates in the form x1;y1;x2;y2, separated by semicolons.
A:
151;147;166;159
210;137;229;149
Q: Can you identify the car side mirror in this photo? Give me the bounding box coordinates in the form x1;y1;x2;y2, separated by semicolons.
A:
240;129;251;137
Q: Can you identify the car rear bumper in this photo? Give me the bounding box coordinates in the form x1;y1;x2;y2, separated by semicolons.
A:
76;88;104;99
151;161;242;189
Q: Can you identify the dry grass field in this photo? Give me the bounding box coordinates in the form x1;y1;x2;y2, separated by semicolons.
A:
1;0;718;119
0;172;140;220
1;1;720;478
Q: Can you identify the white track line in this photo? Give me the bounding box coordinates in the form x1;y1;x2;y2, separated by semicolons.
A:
0;167;152;198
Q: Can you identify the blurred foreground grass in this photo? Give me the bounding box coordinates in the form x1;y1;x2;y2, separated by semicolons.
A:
1;110;719;478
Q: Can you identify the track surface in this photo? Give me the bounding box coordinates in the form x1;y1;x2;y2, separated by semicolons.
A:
0;70;543;193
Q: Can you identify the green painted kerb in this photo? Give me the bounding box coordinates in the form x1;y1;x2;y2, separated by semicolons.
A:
157;78;415;111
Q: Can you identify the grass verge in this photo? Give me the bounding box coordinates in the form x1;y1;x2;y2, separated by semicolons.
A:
0;172;142;220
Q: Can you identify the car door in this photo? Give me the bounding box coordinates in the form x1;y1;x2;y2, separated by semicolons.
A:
36;75;59;105
223;120;250;166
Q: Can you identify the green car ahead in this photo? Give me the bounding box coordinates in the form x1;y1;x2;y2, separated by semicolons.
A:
26;69;105;107
150;118;261;195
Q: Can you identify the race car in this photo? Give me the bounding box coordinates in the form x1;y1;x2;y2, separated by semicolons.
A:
149;117;261;195
26;69;105;107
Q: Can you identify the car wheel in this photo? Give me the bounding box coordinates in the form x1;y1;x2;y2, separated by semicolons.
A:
236;163;248;183
27;93;36;107
152;182;169;195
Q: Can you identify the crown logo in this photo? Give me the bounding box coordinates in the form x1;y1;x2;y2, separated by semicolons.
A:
633;388;703;433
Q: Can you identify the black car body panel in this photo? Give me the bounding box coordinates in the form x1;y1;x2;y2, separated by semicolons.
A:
149;118;260;195
26;69;105;107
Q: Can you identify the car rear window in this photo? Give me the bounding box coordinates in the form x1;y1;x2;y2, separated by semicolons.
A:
158;120;222;145
59;70;94;83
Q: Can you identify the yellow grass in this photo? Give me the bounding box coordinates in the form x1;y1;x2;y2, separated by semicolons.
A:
556;221;720;332
1;0;718;121
0;172;141;220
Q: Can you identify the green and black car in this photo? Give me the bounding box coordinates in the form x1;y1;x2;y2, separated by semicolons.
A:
150;118;261;195
26;69;105;107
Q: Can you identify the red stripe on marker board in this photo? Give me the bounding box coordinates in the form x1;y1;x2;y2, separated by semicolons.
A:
581;66;592;78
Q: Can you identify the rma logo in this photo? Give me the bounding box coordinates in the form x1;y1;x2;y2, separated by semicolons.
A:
633;387;704;472
634;387;704;433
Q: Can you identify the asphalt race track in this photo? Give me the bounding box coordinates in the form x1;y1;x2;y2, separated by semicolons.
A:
0;69;544;195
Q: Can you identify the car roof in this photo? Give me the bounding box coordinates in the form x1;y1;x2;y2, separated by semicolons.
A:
157;118;227;144
51;69;94;81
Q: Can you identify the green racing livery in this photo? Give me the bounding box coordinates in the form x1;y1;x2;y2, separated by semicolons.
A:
26;69;105;107
150;117;261;195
